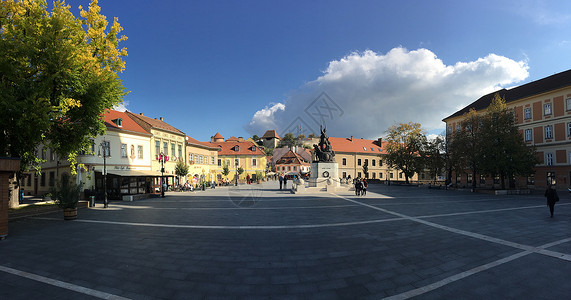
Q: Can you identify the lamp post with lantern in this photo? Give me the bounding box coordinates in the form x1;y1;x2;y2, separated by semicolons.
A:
158;152;166;197
98;138;111;208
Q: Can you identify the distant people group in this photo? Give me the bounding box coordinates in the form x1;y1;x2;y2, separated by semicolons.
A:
354;178;367;196
279;174;288;190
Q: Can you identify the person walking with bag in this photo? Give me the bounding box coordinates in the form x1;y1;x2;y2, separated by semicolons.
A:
544;184;559;218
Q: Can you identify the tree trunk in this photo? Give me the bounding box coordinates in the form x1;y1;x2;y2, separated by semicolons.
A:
500;172;506;190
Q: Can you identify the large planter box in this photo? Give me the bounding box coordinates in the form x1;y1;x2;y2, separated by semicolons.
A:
0;158;21;239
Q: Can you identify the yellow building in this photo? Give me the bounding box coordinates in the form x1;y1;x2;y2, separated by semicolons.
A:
185;136;219;186
209;133;267;183
126;112;186;189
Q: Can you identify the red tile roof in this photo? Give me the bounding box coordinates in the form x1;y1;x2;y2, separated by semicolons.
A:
328;137;388;154
213;132;224;139
125;111;185;136
104;109;150;136
185;136;219;150
209;140;266;156
276;149;310;165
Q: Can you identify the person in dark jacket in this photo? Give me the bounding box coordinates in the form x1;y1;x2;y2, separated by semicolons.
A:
544;184;559;218
362;179;368;196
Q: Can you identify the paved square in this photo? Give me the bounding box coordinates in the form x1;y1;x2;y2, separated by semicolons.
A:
1;182;570;299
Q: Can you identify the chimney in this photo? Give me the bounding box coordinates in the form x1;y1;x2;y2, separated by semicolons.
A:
350;136;353;142
139;113;144;116
159;117;163;121
238;137;244;142
377;138;382;146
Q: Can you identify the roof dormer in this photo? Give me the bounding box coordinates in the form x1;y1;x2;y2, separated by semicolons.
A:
112;118;123;127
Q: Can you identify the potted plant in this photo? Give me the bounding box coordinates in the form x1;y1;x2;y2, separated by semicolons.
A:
50;173;83;220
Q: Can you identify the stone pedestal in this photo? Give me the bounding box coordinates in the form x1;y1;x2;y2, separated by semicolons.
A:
308;162;339;188
0;158;20;240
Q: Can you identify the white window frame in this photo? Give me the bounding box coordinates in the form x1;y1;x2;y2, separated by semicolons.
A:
544;103;552;115
546;153;553;166
524;129;532;142
524;107;531;120
566;98;571;111
121;143;127;158
545;125;553;139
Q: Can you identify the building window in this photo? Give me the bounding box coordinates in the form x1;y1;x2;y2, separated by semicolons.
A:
379;172;383;178
50;149;55;162
480;175;486;184
527;174;535;185
218;159;222;166
546;153;553;166
342;172;347;178
544;103;552;115
293;166;296;171
357;172;361;178
155;141;160;155
372;172;376;179
525;129;532;142
493;175;500;184
524;107;531;120
456;124;460;132
48;171;55;187
456;173;461;183
567;98;571;111
372;159;376;167
364;159;369;166
195;154;199;163
545;125;553;139
163;142;168;155
399;173;403;179
467;173;473;183
389;173;393;179
252;158;257;166
357;159;361;166
171;143;175;158
288;166;291;171
379;159;383;166
200;155;204;164
103;141;110;157
138;145;143;159
234;158;239;167
546;172;556;186
121;144;127;158
178;145;182;159
212;157;215;165
342;158;347;166
40;173;45;186
447;126;452;134
568;123;571;137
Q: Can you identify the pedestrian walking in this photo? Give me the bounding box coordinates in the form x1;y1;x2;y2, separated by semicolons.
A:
279;174;284;190
544;184;559;218
283;176;288;189
362;178;368;196
246;174;251;184
355;179;361;196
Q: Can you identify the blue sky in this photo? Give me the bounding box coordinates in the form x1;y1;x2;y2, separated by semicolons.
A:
89;0;571;141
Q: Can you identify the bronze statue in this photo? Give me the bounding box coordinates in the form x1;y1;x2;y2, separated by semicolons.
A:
313;126;335;162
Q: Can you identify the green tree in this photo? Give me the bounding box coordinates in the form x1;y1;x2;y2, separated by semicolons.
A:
421;135;446;184
279;132;297;148
479;93;538;189
448;109;484;188
308;133;317;139
252;135;260;141
385;122;426;184
175;159;189;185
362;160;369;179
0;0;128;173
222;163;230;179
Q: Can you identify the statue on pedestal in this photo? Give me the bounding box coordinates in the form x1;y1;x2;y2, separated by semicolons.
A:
313;126;335;163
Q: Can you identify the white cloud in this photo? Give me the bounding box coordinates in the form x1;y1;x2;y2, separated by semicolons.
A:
245;47;529;139
113;101;129;112
246;102;285;131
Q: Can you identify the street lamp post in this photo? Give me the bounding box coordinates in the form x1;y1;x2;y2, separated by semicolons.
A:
159;152;165;197
235;159;239;186
98;138;111;208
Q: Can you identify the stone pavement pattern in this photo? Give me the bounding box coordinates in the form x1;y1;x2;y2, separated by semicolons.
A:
1;182;570;299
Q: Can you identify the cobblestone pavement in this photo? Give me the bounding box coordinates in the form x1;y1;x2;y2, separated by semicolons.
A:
1;182;570;299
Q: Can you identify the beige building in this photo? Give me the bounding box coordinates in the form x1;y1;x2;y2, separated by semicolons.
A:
126;112;186;189
328;136;416;181
185;136;219;186
443;69;571;189
22;110;156;199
